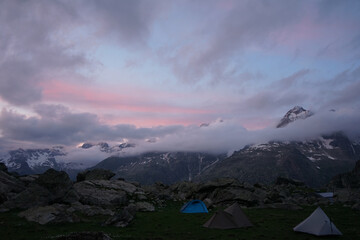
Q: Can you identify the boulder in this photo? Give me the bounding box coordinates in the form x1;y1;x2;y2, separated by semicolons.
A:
275;177;304;186
0;170;25;204
77;169;115;182
73;180;128;207
62;189;81;204
196;178;240;193
2;184;52;209
34;169;73;200
18;204;77;225
18;175;39;186
68;202;114;216
135;202;155;212
103;205;136;227
203;198;213;208
2;169;73;210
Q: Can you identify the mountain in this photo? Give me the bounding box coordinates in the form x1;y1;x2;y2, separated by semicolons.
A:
0;147;87;179
276;106;313;128
197;132;359;187
0;147;66;175
91;152;226;185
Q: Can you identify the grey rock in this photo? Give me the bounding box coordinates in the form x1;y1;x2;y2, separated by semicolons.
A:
1;169;73;209
203;198;213;208
0;170;25;204
104;205;136;227
34;169;73;200
62;189;81;204
18;204;76;224
73;180;128;207
2;184;52;209
18;175;39;185
135;202;155;212
77;169;115;182
69;202;114;216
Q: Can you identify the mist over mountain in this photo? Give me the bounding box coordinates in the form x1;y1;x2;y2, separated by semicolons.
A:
2;106;358;187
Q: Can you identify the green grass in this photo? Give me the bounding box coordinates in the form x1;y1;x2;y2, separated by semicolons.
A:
0;202;359;239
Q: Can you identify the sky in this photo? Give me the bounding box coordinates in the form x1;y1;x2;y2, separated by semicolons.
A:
0;0;360;157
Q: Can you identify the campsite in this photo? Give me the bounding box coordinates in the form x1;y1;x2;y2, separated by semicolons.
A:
0;201;359;240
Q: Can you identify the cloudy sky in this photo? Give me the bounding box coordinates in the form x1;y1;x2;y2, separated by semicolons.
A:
0;0;360;155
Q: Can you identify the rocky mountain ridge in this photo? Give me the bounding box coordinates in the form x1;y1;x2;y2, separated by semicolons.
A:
197;132;359;187
276;106;313;128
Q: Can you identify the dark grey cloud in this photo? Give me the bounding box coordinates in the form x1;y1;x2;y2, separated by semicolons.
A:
135;109;360;155
0;104;183;146
1;104;359;157
82;0;165;46
0;0;164;106
0;0;87;105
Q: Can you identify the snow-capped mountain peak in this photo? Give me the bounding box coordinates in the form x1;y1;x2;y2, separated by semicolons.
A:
276;106;313;128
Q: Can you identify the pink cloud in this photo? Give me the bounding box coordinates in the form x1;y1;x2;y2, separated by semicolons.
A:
40;80;214;126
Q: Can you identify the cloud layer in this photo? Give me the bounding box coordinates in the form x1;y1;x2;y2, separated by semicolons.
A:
0;0;359;158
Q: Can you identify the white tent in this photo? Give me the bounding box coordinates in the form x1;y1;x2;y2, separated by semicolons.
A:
293;207;342;236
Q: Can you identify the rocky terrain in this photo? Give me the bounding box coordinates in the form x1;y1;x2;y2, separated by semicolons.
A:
2;158;360;239
3;159;360;229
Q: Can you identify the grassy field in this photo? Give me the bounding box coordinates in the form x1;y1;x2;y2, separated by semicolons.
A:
0;202;359;240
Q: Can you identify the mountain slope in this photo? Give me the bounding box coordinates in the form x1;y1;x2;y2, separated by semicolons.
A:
197;133;359;187
91;152;225;185
0;147;86;179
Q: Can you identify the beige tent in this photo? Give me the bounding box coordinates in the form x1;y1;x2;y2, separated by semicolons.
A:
203;203;253;229
293;207;342;236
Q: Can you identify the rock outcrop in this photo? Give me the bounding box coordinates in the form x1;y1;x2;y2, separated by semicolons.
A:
0;168;157;227
76;169;115;182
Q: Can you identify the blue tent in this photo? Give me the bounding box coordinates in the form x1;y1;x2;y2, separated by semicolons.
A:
180;200;208;213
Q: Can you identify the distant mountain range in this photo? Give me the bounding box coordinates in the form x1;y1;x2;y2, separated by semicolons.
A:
0;147;84;179
0;106;358;187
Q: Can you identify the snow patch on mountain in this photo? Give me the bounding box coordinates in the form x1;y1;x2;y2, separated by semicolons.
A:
319;137;334;149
